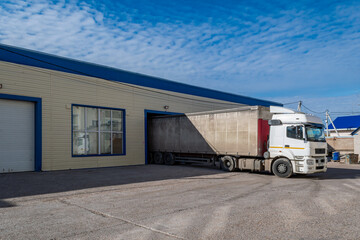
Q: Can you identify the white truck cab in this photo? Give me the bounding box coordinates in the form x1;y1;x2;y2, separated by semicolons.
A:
268;106;327;177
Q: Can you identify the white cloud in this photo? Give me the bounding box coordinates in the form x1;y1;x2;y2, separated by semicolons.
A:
0;0;359;112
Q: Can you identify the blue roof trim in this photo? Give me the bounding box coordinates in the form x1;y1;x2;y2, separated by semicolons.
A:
0;43;281;107
328;115;360;130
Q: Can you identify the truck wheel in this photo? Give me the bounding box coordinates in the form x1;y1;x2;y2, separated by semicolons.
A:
164;153;175;165
221;156;236;172
272;158;292;178
154;152;164;164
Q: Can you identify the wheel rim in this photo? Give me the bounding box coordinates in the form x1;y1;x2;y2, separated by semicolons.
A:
277;163;287;173
226;161;231;167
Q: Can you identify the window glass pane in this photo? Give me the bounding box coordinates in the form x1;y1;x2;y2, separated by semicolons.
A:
287;126;303;139
73;132;86;155
305;126;325;142
86;107;98;131
100;109;111;131
287;126;296;138
112;110;123;132
100;132;111;154
73;106;85;131
112;133;123;154
86;132;98;155
72;106;125;156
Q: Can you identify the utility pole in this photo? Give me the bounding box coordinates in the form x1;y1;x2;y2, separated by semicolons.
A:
326;110;339;137
325;110;329;137
297;101;302;112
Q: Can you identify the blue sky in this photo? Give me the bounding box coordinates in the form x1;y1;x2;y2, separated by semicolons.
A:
0;0;359;118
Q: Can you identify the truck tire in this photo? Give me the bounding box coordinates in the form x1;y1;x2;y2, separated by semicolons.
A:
221;156;236;172
148;153;154;164
272;158;292;178
164;153;175;165
154;152;164;164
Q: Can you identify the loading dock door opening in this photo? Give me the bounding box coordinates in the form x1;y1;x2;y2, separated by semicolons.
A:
146;112;169;164
145;110;181;164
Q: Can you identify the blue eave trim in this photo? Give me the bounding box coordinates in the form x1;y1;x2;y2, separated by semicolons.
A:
71;103;126;157
0;93;42;171
0;43;282;107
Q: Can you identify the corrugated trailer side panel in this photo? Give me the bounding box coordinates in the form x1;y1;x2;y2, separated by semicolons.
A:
211;108;258;156
149;106;271;157
149;115;215;154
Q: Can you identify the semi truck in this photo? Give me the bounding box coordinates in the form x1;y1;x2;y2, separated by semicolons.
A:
148;106;327;178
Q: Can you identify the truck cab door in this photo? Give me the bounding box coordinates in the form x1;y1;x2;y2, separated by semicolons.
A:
283;125;306;157
268;125;285;158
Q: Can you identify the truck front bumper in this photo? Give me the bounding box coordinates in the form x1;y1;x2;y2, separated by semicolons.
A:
293;157;327;174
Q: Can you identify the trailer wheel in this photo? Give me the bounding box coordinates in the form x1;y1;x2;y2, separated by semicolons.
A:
148;152;154;164
154;152;164;164
164;153;175;165
221;156;236;172
272;158;292;178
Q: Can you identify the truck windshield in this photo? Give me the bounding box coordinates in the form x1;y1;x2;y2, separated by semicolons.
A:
305;125;326;142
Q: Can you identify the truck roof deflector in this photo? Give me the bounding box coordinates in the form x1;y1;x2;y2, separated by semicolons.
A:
270;106;302;114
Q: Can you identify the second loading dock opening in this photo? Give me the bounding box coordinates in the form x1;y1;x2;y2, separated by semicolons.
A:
144;110;181;165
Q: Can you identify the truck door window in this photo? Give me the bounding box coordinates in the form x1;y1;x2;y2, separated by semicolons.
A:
287;126;303;140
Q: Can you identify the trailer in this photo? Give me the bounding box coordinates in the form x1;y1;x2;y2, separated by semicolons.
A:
148;106;328;177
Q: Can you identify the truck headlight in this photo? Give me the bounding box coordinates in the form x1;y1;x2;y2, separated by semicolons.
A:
295;161;304;167
306;159;314;165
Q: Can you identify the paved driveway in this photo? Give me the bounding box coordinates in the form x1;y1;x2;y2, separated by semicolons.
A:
1;163;360;239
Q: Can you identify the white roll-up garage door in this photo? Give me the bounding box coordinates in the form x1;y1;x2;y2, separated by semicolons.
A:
0;99;35;173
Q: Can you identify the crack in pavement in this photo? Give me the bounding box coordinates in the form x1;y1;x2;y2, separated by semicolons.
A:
58;199;187;240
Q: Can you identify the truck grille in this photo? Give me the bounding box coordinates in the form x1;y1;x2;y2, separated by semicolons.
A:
315;148;325;154
316;159;325;164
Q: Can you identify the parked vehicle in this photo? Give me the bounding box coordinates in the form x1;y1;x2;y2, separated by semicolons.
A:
148;106;327;177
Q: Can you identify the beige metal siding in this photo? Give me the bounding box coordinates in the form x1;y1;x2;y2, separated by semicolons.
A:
0;60;244;171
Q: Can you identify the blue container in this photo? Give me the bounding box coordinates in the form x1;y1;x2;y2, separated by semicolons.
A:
333;152;340;161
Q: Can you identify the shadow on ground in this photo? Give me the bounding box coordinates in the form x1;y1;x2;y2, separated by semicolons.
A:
0;200;16;208
1;164;359;204
0;164;223;200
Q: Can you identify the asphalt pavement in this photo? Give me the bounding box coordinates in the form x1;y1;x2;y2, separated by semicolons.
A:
1;162;360;240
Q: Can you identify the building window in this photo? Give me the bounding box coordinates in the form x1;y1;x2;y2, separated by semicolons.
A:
72;105;125;156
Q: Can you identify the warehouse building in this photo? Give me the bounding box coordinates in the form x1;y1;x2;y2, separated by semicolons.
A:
0;44;281;173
